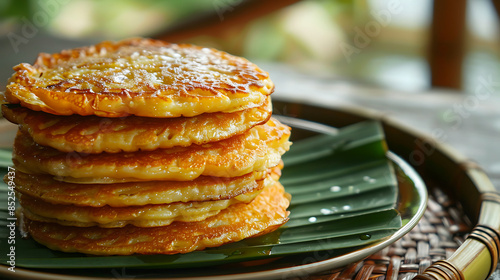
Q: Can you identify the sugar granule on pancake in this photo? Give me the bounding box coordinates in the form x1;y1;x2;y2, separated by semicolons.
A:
1;97;271;153
13;118;291;182
4;38;274;118
23;181;290;255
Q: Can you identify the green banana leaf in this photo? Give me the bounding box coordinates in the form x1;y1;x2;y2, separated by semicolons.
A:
0;121;413;271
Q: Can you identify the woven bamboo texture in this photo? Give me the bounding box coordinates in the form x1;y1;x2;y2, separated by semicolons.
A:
295;182;474;279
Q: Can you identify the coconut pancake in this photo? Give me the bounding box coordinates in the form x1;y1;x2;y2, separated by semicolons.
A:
18;177;268;228
13;118;291;183
23;180;290;255
11;167;279;207
1;98;271;153
4;38;274;118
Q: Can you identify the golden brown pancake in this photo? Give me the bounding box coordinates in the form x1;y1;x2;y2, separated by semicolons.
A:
18;177;268;228
4;37;291;256
4;38;274;118
23;181;290;255
11;168;279;207
13;118;291;182
1;98;271;153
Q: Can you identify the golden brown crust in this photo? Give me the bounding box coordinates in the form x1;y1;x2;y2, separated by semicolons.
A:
1;98;271;153
11;168;278;207
23;181;290;255
18;179;266;228
13;118;291;182
4;38;274;117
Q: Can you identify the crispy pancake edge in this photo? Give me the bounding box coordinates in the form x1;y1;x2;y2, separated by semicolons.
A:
1;97;272;153
13;118;291;181
23;181;290;255
10;167;279;207
18;180;265;228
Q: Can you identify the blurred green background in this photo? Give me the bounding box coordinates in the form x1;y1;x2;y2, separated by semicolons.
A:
0;0;499;95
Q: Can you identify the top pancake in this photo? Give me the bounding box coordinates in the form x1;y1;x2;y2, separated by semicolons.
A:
3;38;274;118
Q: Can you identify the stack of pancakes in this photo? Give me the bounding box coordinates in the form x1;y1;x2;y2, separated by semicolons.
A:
1;38;291;255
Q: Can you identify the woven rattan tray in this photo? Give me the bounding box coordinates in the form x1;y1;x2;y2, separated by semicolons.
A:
272;100;500;280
